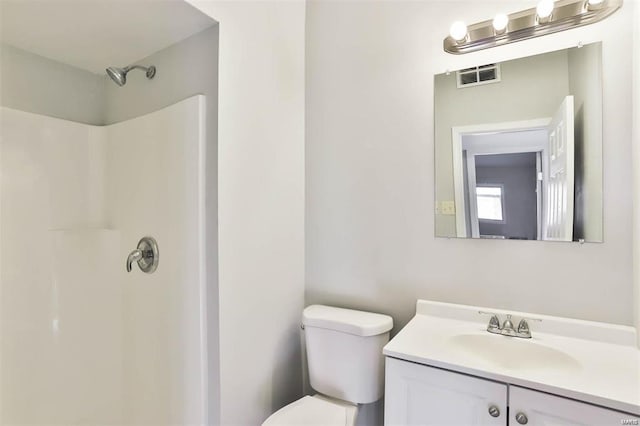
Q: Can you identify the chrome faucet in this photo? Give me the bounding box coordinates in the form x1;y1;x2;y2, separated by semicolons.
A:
479;311;541;339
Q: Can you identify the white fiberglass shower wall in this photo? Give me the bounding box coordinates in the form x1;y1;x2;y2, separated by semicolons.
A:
0;96;207;424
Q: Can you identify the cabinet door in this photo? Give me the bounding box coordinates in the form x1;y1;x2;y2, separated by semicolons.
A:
384;357;507;426
509;386;640;426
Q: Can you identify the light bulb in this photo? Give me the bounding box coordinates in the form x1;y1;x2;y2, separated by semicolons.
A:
586;0;605;10
536;0;554;21
492;14;509;33
449;21;468;42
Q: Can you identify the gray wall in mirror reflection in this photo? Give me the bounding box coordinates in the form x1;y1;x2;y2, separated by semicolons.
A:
434;43;602;242
568;44;603;242
476;153;538;240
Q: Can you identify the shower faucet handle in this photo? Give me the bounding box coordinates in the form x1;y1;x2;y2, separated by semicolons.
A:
126;249;144;272
126;236;159;273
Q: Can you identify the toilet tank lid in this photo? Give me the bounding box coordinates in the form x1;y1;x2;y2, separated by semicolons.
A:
302;305;393;337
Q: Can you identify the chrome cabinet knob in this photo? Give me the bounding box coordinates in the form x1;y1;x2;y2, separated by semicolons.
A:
516;412;528;424
488;405;500;417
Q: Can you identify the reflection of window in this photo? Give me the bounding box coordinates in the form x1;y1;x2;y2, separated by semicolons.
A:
476;185;504;221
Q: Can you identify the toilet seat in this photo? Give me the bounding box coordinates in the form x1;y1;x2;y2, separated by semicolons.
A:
262;395;357;426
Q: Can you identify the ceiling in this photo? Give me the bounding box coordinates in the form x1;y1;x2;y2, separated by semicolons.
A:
0;0;216;74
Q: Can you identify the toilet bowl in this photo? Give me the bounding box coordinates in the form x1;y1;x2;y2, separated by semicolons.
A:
262;305;393;426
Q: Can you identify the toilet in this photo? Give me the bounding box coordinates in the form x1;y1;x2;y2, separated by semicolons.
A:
263;305;393;426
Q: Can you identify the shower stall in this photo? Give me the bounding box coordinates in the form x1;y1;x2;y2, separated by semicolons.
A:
0;1;218;424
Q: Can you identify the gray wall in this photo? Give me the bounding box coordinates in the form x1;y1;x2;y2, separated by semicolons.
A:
0;43;104;125
476;160;538;240
105;25;220;424
568;44;603;242
104;25;218;126
305;0;633;350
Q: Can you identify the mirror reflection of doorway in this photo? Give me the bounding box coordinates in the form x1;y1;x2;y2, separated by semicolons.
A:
470;152;539;240
458;126;547;240
452;95;575;241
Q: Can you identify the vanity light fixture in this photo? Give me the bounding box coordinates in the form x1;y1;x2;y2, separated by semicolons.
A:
444;0;622;54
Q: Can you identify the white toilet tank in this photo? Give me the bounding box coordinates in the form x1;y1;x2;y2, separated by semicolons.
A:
302;305;393;405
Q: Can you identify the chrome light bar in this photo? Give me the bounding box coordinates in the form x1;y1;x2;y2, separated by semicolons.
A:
444;0;622;55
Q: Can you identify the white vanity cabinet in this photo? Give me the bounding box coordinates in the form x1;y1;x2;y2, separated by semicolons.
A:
385;357;639;426
384;357;508;425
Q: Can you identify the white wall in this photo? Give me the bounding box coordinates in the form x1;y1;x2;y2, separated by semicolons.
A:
633;1;640;347
306;0;634;346
187;2;306;425
0;44;105;125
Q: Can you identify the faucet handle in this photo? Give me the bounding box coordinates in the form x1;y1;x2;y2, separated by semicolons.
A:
478;311;501;332
516;317;542;338
126;236;159;273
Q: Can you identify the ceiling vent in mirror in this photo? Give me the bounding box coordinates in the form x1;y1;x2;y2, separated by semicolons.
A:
457;64;501;88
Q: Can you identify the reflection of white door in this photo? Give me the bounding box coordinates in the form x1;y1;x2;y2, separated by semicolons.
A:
542;96;574;241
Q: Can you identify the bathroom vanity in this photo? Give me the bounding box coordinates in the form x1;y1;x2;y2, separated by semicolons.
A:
383;300;640;425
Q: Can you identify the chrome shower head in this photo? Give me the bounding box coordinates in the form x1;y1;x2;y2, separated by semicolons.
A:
105;64;156;87
106;66;127;86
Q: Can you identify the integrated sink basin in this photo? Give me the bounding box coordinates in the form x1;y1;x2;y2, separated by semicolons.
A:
448;333;581;371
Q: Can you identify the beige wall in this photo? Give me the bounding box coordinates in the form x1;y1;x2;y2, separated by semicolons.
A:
306;0;633;349
434;50;570;237
0;44;104;125
187;2;306;425
568;44;603;242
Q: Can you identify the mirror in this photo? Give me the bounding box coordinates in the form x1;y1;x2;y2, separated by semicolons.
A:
434;43;603;242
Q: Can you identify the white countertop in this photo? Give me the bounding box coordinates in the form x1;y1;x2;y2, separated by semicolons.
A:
383;300;640;415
